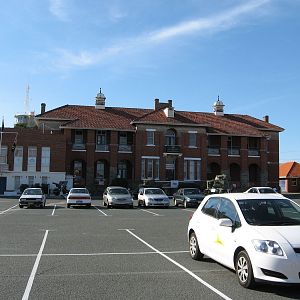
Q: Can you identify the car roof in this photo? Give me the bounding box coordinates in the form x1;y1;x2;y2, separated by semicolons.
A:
206;192;288;202
107;186;127;189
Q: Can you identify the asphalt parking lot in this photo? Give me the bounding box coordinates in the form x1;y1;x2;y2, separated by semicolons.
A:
1;197;300;300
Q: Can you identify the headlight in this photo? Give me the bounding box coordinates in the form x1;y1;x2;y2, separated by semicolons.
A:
252;240;284;256
148;197;154;202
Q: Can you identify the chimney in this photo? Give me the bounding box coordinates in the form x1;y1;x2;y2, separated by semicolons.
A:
154;98;160;110
168;99;173;108
95;88;106;110
164;99;174;118
263;115;269;123
41;103;46;114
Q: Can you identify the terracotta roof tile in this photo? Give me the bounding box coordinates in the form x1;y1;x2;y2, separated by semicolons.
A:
280;161;300;177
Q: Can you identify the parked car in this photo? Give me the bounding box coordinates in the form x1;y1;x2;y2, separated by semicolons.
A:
19;188;46;208
188;193;300;288
103;186;134;208
244;187;279;194
138;187;170;207
173;188;205;208
66;188;91;208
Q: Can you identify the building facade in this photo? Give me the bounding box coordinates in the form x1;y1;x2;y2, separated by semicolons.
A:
0;92;284;195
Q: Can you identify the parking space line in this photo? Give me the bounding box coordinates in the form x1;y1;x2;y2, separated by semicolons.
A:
22;230;49;300
0;204;18;215
140;209;161;216
126;229;232;300
93;205;110;216
51;205;56;216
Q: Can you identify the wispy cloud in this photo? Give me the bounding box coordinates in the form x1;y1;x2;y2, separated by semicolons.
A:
52;0;271;69
49;0;69;21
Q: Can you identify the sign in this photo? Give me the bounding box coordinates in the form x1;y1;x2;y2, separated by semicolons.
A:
171;180;179;188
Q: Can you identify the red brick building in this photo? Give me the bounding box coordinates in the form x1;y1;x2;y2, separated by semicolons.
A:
279;161;300;193
0;92;284;195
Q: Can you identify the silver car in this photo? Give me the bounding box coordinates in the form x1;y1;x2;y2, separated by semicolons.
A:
103;186;134;208
19;188;46;208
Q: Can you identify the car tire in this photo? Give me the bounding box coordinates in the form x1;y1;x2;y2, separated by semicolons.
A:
235;250;255;289
184;200;188;209
67;204;70;208
19;204;23;208
189;232;204;260
174;199;178;207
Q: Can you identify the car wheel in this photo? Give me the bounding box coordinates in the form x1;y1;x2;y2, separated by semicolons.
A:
103;201;107;206
184;200;188;209
235;250;255;288
19;204;23;208
174;199;178;207
67;204;70;208
189;232;204;260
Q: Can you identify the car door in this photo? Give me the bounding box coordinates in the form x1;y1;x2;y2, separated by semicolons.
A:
212;198;242;269
195;197;221;256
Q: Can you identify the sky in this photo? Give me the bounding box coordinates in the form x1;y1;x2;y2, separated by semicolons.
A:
0;0;299;163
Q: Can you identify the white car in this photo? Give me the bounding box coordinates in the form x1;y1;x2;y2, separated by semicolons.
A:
188;193;300;288
138;187;170;207
244;187;279;194
103;186;133;208
19;188;46;208
66;188;91;208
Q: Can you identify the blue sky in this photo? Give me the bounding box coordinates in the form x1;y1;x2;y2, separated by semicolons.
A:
0;0;299;162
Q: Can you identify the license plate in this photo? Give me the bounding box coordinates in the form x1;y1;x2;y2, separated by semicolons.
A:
76;200;83;203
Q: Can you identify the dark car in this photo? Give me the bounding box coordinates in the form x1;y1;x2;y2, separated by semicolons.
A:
173;188;205;208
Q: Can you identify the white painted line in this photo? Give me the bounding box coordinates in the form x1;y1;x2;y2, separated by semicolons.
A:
0;204;18;215
140;209;161;216
93;205;109;216
126;230;232;300
0;250;189;257
22;230;49;300
51;205;56;216
185;209;196;213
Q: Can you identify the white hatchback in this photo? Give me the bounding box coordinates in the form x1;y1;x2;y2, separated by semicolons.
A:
188;193;300;288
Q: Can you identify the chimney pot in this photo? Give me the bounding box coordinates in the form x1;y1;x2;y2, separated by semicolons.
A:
263;115;269;123
41;103;46;114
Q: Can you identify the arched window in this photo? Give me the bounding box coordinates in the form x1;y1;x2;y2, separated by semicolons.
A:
230;163;240;182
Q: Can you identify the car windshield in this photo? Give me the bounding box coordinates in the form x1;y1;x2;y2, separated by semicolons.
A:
184;189;201;195
71;188;89;194
238;198;300;226
23;189;42;195
145;189;165;195
259;188;276;194
110;188;129;195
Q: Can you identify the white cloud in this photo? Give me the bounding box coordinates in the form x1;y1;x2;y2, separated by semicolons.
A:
52;0;271;69
49;0;70;21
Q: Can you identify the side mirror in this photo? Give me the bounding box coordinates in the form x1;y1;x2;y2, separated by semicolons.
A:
219;218;233;227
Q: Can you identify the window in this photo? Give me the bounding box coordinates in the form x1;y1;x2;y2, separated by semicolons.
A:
184;158;201;181
96;161;105;179
119;132;127;145
165;129;176;146
14;176;21;190
28;146;37;172
291;178;297;186
41;147;50;172
217;199;238;222
42;176;48;185
0;145;7;164
146;130;155;146
141;157;159;180
28;176;34;186
188;132;197;147
74;130;83;144
74;160;83;177
14;146;23;172
117;161;128;179
202;198;220;217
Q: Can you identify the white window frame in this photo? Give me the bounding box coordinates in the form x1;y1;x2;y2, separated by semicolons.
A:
14;146;23;172
146;129;156;146
141;156;160;180
188;131;197;148
41;147;50;172
184;158;201;181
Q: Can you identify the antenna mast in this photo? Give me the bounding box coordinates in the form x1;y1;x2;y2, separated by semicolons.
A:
25;84;30;113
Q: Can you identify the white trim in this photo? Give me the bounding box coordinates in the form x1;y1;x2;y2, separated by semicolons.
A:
188;130;197;133
141;156;160;159
146;129;156;132
184;157;202;161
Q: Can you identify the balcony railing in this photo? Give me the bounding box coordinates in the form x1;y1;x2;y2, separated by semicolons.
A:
248;149;260;156
96;144;109;151
208;147;220;155
118;145;132;152
228;147;240;155
72;143;86;150
164;145;181;154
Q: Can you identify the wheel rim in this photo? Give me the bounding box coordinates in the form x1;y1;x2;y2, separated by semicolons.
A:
237;256;248;283
189;236;197;256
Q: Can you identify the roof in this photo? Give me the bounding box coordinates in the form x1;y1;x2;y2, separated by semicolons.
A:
35;104;284;135
279;162;300;178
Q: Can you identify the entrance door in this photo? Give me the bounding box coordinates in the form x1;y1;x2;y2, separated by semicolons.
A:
0;177;7;195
